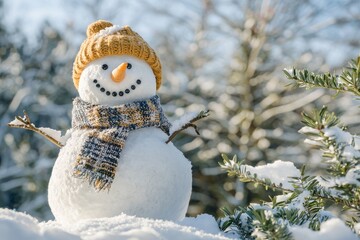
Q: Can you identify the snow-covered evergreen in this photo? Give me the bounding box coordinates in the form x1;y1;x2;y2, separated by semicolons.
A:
218;57;360;239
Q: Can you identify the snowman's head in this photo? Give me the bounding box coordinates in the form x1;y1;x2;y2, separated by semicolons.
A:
78;55;156;105
73;20;162;106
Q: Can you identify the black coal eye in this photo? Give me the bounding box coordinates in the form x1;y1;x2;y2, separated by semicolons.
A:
127;63;132;69
102;64;108;70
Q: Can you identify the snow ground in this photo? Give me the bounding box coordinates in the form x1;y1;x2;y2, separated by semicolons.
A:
1;208;358;239
0;208;234;240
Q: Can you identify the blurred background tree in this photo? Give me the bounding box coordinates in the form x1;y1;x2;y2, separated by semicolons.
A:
0;0;359;220
0;1;75;219
152;0;360;216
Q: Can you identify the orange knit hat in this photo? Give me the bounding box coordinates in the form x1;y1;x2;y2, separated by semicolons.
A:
72;20;162;90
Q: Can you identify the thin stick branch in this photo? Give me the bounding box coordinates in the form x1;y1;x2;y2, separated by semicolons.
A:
9;110;209;147
166;110;210;144
8;111;63;148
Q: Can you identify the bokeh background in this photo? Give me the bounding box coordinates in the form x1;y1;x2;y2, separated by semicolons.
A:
0;0;359;220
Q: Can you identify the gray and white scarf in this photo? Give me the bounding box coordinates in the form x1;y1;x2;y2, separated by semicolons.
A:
71;95;171;191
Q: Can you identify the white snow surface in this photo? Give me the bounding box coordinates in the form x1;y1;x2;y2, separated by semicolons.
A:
8;117;25;126
0;208;233;240
242;160;301;190
298;126;320;135
301;126;360;160
170;112;199;135
290;218;359;240
94;25;124;39
303;138;324;147
316;166;360;188
323;126;353;144
6;208;356;240
38;127;65;145
9;117;66;145
323;126;360;160
286;190;310;211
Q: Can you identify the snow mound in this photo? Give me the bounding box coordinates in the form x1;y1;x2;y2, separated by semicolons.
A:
290;218;359;240
0;209;233;240
242;160;301;190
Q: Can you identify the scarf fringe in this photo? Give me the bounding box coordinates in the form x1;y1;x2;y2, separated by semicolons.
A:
73;166;113;191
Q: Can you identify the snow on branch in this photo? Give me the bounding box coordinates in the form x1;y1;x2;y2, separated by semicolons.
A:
295;107;360;213
299;107;360;174
166;110;210;144
219;152;360;239
218;56;360;239
220;154;300;191
8;111;64;148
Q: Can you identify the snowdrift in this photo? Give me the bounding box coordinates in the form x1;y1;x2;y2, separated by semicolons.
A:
0;208;233;240
0;208;358;240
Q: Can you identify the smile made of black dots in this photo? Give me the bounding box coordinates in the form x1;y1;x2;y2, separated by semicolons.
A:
93;79;142;97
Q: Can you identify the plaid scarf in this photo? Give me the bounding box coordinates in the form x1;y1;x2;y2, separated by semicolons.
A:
71;95;171;191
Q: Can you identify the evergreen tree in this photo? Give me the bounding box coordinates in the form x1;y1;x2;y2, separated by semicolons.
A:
218;56;360;239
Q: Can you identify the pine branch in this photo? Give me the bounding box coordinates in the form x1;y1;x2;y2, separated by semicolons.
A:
284;56;360;97
8;111;63;148
220;154;360;211
310;181;360;211
219;57;360;238
298;107;360;177
220;154;294;193
219;156;359;237
300;106;339;130
251;209;293;240
166;110;210;144
218;207;255;239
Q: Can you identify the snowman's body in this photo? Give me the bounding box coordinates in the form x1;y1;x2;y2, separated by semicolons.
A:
49;127;192;225
47;38;193;225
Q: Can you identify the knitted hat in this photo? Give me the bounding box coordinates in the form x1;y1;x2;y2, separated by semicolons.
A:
72;20;162;90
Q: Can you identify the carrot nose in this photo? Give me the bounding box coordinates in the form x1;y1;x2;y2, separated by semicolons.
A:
111;63;128;83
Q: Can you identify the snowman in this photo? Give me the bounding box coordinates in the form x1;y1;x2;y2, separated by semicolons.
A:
45;20;194;225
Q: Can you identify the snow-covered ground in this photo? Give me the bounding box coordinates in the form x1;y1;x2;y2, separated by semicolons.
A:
0;208;234;240
1;208;359;239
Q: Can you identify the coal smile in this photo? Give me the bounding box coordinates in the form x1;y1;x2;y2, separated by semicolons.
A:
93;79;142;97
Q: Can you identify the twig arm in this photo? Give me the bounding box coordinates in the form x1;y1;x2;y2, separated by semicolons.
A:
166;110;210;144
8;111;64;148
